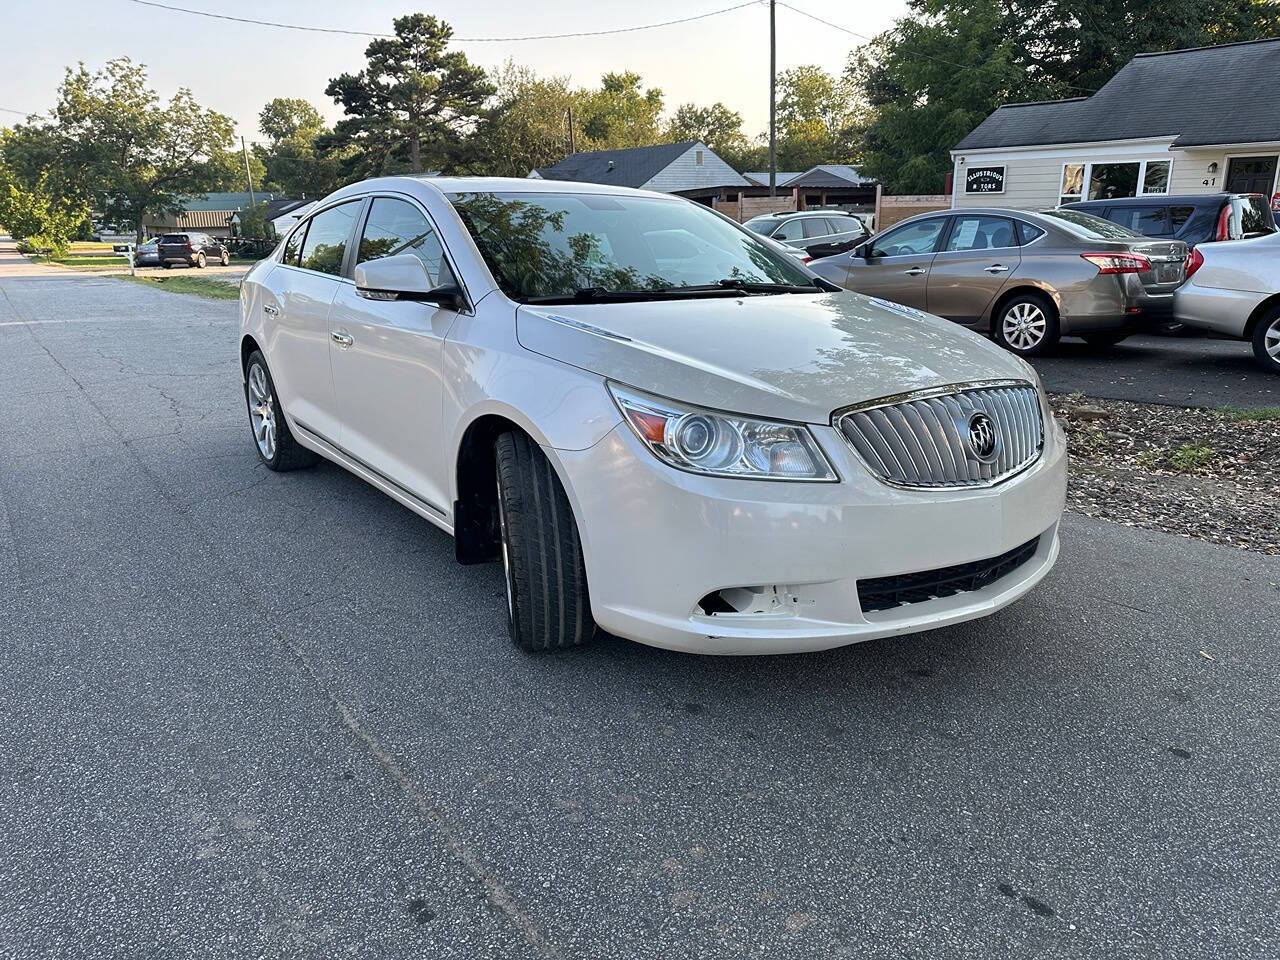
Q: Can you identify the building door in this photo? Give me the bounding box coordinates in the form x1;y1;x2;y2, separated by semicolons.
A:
1225;156;1278;194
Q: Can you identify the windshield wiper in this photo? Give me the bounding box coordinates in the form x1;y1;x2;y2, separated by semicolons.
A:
710;278;823;294
522;285;743;305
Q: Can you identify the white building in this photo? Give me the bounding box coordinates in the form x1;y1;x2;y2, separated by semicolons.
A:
951;38;1280;212
530;141;749;204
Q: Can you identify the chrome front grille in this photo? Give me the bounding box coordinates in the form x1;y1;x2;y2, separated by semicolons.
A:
834;381;1044;488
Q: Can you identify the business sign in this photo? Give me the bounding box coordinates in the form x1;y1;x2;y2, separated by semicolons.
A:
964;165;1006;195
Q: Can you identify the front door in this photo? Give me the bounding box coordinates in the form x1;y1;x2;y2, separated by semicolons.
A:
329;196;458;516
843;216;947;310
1226;156;1278;195
925;214;1021;324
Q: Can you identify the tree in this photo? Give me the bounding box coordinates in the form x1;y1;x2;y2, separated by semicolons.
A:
773;65;866;172
325;14;493;175
254;97;346;198
665;102;752;163
0;162;90;257
855;0;1280;194
576;72;664;149
473;61;576;177
7;59;243;240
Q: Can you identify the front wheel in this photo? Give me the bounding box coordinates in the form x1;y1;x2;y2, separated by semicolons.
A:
1081;331;1130;348
1252;306;1280;374
495;431;596;651
220;251;230;266
244;351;318;471
993;294;1060;356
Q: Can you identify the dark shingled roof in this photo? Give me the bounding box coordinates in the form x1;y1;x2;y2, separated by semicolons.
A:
955;37;1280;151
533;142;698;188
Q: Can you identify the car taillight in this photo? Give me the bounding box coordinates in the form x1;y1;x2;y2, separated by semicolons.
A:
1184;247;1204;280
184;243;194;250
800;256;812;263
1215;204;1231;241
1080;252;1151;274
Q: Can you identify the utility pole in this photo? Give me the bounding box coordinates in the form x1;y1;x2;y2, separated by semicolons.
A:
567;106;575;155
768;0;777;198
241;136;256;206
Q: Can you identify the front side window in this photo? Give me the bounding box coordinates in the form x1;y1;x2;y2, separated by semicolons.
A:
447;191;813;301
282;224;305;265
802;217;833;239
298;201;361;276
943;215;1016;251
772;219;802;241
357;197;449;287
870;218;946;258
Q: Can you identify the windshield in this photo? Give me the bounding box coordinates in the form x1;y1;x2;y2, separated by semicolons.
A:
447;191;814;301
1040;209;1145;240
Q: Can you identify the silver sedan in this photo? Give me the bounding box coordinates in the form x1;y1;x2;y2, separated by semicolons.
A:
808;207;1187;356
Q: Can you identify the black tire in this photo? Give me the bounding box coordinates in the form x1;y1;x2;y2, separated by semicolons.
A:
162;262;172;269
244;350;318;471
1251;305;1280;374
1081;331;1130;347
494;431;596;651
992;292;1060;356
196;252;207;268
220;251;230;266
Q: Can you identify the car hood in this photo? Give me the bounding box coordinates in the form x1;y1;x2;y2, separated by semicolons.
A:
515;291;1032;424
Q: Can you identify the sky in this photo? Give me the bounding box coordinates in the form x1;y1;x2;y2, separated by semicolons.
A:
0;0;910;148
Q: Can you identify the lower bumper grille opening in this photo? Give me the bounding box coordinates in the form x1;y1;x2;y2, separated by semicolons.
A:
857;536;1041;613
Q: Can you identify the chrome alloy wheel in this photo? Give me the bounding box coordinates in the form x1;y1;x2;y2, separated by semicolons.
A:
1266;316;1280;361
1002;302;1048;351
247;362;277;461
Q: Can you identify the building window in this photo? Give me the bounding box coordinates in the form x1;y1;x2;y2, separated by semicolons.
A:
695;150;704;166
1060;163;1085;205
1060;159;1171;206
1142;160;1171;194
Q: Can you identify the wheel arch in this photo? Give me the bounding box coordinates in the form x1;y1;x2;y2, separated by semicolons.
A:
239;334;261;376
987;284;1060;333
1243;293;1280;340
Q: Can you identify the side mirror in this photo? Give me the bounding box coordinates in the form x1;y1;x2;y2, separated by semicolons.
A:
355;254;465;310
851;242;870;259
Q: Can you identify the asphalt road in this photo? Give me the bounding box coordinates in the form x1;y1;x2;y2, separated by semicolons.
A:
2;251;1279;959
1030;333;1280;409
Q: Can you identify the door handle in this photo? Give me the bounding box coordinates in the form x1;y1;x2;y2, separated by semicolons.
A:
984;264;1010;274
263;304;279;317
331;331;354;348
903;267;926;276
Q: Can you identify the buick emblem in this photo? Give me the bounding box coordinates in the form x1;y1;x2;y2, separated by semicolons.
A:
966;411;999;462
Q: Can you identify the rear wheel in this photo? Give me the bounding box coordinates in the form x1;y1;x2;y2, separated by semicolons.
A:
220;251;230;266
244;351;318;471
1081;331;1130;348
993;293;1060;356
196;251;207;268
1251;306;1280;374
495;431;596;651
162;262;172;269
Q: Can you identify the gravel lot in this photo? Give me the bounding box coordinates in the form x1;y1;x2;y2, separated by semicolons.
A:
3;249;1279;959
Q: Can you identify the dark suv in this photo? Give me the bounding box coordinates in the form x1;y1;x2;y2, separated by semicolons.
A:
157;232;230;269
1062;193;1276;249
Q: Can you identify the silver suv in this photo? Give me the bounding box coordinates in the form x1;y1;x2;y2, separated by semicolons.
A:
744;211;869;260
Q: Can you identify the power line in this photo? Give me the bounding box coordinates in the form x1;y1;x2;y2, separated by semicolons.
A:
776;0;1099;94
0;106;37;116
122;0;763;41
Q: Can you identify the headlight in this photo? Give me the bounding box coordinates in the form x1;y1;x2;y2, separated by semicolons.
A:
609;384;837;481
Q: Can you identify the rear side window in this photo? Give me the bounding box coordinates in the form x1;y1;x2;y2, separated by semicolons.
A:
357;197;449;287
802;218;833;239
1016;221;1045;244
1109;206;1172;236
944;215;1016;251
1231;196;1277;239
1169;206;1195;231
298;201;361;276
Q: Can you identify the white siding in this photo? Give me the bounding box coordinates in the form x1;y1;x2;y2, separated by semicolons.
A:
953;138;1280;208
642;143;748;193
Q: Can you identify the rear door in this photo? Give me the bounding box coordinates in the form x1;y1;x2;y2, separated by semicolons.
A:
925;214;1021;323
328;195;460;515
843;216;947;309
259;200;363;443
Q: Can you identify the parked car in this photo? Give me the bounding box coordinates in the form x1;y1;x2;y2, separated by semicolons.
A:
157;232;229;268
1062;193;1276;249
744;210;869;260
134;238;160;267
1173;230;1280;374
238;177;1066;654
808;207;1187;356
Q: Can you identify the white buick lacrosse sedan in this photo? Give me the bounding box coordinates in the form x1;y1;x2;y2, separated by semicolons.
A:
238;177;1066;655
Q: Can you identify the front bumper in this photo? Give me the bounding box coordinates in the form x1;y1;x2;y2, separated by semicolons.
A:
554;411;1068;655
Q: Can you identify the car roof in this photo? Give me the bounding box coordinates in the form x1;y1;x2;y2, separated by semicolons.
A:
1066;194;1235;206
